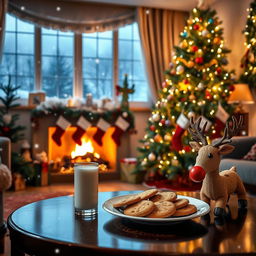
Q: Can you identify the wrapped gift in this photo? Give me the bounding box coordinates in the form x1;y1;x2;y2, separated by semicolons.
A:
120;158;144;184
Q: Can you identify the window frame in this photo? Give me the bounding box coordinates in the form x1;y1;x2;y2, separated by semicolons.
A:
2;14;151;106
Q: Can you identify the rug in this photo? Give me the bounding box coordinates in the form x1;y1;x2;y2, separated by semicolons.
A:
4;191;72;220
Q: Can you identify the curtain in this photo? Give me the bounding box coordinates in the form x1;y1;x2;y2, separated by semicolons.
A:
137;7;188;102
0;0;7;62
8;0;135;33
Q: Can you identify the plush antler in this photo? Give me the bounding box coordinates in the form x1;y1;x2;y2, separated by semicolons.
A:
188;117;208;146
212;116;243;147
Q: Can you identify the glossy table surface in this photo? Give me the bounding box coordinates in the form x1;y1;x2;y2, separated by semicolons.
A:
7;191;256;255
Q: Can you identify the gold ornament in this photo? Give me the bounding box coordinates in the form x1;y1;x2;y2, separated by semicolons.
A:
189;94;196;100
164;134;172;141
213;37;221;44
154;134;163;143
187;61;195;68
180;40;188;48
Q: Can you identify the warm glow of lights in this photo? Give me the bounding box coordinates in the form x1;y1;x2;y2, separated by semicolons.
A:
71;138;95;159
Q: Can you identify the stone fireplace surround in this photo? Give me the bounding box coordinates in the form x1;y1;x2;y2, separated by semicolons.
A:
32;115;132;183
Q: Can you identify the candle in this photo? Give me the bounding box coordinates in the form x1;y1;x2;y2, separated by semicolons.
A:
74;162;99;216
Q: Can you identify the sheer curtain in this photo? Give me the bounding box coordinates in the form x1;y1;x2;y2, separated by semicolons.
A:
137;7;188;102
0;0;7;62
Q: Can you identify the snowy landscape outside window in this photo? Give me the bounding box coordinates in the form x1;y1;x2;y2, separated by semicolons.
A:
0;14;149;103
0;14;34;98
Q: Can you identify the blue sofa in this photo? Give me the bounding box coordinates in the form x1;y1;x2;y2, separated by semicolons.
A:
220;136;256;187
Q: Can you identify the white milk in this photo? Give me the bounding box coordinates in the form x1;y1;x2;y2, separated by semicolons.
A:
74;163;98;211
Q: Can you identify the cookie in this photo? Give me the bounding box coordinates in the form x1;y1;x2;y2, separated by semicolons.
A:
113;194;141;208
147;201;176;218
172;204;197;217
124;200;155;217
174;198;189;209
138;189;158;200
151;191;177;202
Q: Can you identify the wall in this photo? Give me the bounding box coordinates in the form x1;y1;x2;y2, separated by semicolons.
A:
212;0;256;136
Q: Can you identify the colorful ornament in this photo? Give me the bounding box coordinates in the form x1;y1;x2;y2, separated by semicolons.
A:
169;62;174;69
152;113;160;122
187;61;195;68
180;40;188;48
181;31;188;37
154;134;162;143
3;114;12;124
208;18;214;24
213;37;221;44
150;125;156;131
165;120;171;126
148;153;156;161
197;82;205;90
191;46;199;52
202;30;209;37
162;81;167;88
176;65;185;74
216;67;222;75
193;24;200;30
164;134;171;141
160;119;166;125
195;57;204;64
187;111;196;119
167;94;173;101
229;84;235;91
189;94;196;100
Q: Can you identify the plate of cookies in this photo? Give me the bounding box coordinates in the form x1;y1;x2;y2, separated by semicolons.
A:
103;189;210;224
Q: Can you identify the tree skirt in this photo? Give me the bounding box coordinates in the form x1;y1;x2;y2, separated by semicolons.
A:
4;191;72;220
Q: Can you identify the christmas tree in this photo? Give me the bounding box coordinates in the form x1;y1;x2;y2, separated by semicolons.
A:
0;76;33;179
240;0;256;88
136;7;235;185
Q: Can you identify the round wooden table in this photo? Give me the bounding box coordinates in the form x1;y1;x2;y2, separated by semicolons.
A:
7;191;256;256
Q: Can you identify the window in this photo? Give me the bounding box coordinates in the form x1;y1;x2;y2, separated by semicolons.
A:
0;14;149;103
42;29;74;98
82;31;113;99
118;23;148;102
0;14;34;98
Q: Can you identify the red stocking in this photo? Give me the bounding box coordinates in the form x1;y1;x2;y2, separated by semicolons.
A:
111;126;124;146
72;116;91;145
52;116;70;146
211;118;225;139
172;114;189;151
93;118;110;146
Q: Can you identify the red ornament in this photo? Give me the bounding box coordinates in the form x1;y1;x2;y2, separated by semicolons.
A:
150;125;156;131
184;146;191;152
189;166;206;182
195;57;204;64
228;84;235;91
216;67;222;75
191;46;198;52
160;119;166;125
162;81;167;88
205;90;212;100
183;79;190;84
2;127;10;132
193;24;200;30
181;97;186;102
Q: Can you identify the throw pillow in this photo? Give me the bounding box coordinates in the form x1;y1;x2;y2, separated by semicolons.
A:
243;143;256;161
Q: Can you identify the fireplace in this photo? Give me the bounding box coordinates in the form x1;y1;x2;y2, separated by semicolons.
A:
32;116;131;183
48;126;117;171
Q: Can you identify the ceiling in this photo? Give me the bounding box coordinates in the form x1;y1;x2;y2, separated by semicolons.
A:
67;0;219;11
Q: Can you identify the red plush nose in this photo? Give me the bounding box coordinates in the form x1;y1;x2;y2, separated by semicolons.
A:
189;166;206;182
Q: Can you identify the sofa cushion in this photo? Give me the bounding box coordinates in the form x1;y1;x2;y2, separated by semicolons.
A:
220;158;256;186
243;143;256;161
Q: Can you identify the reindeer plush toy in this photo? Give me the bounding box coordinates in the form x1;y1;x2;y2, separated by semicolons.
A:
188;116;247;216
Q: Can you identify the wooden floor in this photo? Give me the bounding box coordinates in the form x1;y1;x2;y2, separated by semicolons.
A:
2;181;147;256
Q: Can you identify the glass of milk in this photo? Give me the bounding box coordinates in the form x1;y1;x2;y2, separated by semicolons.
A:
74;162;99;216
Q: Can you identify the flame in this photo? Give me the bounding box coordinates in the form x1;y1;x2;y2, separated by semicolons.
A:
71;138;95;159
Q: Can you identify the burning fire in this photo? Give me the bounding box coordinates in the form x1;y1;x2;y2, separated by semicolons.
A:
71;138;100;159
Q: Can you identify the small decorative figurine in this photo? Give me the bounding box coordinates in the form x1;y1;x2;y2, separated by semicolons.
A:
188;116;247;216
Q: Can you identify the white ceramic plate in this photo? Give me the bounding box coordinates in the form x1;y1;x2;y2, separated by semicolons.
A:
102;194;210;224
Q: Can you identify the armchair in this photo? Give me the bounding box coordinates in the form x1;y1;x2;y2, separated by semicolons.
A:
220;136;256;187
0;136;11;253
